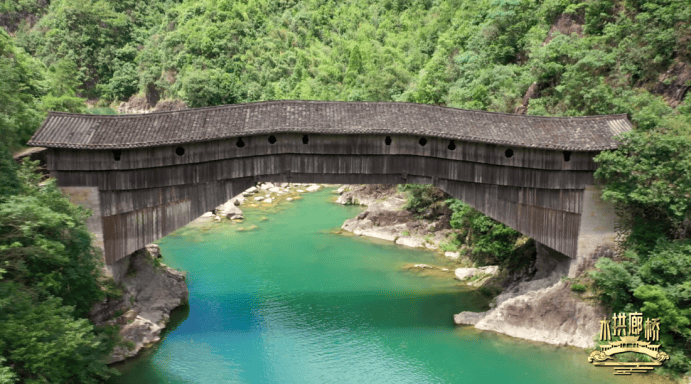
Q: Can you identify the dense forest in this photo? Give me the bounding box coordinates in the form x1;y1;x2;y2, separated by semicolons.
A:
1;0;690;381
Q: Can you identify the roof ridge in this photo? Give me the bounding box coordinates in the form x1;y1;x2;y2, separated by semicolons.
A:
30;101;633;151
48;100;629;120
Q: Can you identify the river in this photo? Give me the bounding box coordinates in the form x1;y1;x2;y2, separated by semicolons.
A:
108;187;675;384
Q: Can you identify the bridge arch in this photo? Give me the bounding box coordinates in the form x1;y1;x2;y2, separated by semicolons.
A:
26;100;631;272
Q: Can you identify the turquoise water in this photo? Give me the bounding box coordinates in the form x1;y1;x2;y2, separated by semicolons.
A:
109;188;674;384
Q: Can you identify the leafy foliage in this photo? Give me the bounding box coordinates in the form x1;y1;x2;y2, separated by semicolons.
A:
0;159;119;382
0;282;117;383
446;199;523;267
0;29;45;152
398;184;447;217
594;127;691;253
0;159;107;317
0;142;21;202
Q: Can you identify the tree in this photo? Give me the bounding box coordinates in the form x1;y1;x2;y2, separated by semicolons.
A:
0;29;45;151
179;67;240;107
0;142;21;202
0;159;106;317
593;127;691;254
0;159;119;382
0;282;118;383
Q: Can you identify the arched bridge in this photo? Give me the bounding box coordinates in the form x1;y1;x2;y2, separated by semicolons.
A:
27;100;631;269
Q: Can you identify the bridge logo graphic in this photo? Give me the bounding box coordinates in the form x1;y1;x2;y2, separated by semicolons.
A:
589;312;669;375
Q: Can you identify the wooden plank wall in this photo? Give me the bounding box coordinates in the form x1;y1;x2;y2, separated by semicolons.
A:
46;134;600;264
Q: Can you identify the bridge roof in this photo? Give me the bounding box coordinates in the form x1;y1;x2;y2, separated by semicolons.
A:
27;100;632;151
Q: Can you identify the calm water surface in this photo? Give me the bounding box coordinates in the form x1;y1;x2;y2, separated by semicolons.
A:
109;188;675;384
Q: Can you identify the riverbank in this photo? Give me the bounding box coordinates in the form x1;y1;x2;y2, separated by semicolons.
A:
89;245;189;364
93;182;334;364
332;184;607;350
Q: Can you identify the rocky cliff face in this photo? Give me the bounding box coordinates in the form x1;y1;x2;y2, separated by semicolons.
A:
338;184;456;250
117;94;188;114
455;242;610;349
473;280;605;349
89;244;189;364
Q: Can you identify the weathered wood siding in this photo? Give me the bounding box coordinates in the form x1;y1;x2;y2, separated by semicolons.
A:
46;134;601;264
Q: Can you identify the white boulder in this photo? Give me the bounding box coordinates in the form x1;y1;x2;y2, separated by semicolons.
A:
455;268;480;280
395;236;425;248
479;265;499;276
217;202;242;218
454;266;500;281
231;194;245;205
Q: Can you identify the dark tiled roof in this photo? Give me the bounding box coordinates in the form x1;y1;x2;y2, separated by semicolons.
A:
27;100;632;151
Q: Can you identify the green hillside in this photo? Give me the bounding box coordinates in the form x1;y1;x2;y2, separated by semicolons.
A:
1;0;690;382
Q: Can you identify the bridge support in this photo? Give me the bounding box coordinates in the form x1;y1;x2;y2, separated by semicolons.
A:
570;184;619;277
59;182;620;281
57;186;126;280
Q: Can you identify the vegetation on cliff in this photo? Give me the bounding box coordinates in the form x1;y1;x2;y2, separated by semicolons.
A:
398;184;531;272
0;0;690;379
0;155;120;382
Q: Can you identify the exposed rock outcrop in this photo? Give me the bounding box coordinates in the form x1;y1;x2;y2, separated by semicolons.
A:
117;95;187;114
89;246;189;364
338;185;456;250
336;184;406;208
543;13;584;45
474;281;605;349
453;311;487;326
650;60;691;107
514;82;539;114
0;0;48;34
454;265;499;281
190;183;334;226
216;198;243;219
515;13;585;114
454;242;609;348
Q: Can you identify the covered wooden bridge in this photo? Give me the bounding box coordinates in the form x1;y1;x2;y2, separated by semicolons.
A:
26;100;631;267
